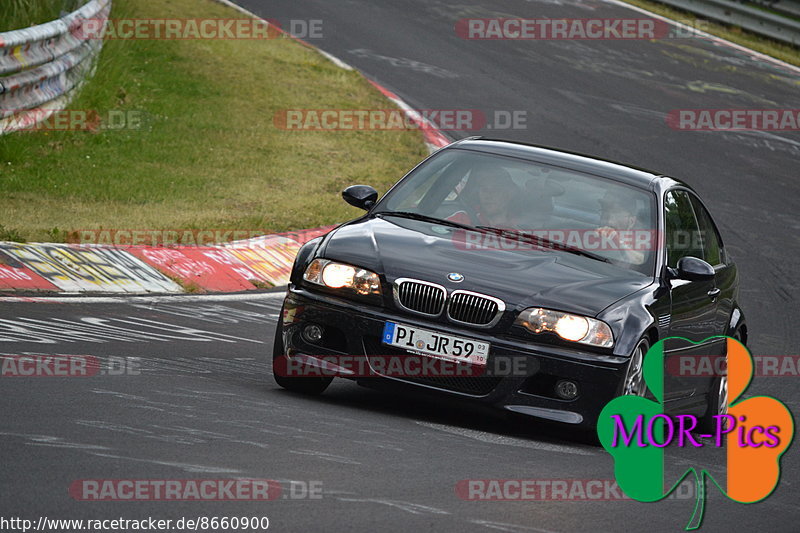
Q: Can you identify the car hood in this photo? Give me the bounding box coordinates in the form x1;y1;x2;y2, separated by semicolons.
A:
320;217;652;317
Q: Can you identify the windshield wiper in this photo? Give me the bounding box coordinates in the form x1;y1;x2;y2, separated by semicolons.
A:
475;226;612;264
376;211;475;231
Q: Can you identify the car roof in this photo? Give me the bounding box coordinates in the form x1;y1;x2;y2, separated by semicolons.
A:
449;137;684;192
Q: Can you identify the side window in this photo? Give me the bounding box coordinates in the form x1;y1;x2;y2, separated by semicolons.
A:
664;190;703;268
689;195;723;266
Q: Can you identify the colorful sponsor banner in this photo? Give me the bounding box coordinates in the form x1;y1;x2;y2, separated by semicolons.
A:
128;247;260;292
223;226;334;286
126;226;336;290
224;236;301;286
0;243;181;293
0;227;334;293
0;252;59;291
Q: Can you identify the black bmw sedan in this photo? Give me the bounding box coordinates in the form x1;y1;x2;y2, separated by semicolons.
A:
272;138;746;430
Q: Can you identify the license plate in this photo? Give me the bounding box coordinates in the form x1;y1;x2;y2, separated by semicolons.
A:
382;321;489;366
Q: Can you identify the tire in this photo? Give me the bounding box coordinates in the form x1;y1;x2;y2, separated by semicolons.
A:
589;336;649;438
621;337;650;397
697;374;727;433
272;313;332;395
696;328;742;433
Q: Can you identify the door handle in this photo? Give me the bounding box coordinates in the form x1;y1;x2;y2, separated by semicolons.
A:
707;288;721;299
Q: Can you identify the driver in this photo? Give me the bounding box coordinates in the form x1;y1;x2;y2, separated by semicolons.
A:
475;168;522;228
446;166;522;228
596;191;646;265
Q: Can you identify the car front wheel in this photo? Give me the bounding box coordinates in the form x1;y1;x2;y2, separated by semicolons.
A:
621;337;650;397
697;328;742;432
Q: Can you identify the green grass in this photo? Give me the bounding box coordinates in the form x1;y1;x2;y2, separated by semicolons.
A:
0;0;428;243
620;0;799;67
0;0;84;30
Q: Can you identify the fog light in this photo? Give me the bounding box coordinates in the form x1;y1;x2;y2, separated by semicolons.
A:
555;380;579;400
302;324;324;344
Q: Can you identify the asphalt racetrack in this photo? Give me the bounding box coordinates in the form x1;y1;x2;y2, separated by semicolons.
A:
2;0;799;531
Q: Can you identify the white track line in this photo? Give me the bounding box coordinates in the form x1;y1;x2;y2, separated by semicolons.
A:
0;292;286;304
602;0;800;74
212;0;353;70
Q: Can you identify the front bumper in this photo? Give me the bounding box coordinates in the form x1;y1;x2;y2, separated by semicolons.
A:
278;286;631;427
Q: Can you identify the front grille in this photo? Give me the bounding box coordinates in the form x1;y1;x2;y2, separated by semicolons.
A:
393;278;446;316
362;336;501;396
447;290;504;327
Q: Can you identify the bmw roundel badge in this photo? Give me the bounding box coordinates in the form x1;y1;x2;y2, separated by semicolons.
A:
447;272;464;283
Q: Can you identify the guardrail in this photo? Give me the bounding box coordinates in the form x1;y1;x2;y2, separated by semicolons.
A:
747;0;800;18
655;0;800;46
0;0;112;135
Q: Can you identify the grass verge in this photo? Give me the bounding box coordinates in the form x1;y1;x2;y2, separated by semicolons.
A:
0;0;428;243
0;0;84;30
619;0;799;67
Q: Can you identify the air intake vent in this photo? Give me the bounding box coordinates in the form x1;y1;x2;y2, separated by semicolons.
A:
447;290;505;327
393;279;446;316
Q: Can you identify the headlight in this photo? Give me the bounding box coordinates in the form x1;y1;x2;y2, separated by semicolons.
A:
514;308;614;348
303;259;381;296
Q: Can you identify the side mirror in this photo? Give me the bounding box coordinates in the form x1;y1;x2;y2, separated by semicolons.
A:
342;185;378;210
669;256;715;282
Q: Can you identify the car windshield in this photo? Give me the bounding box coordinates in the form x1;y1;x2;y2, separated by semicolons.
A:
374;149;657;275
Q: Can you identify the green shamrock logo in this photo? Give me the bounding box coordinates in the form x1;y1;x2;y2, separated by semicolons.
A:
597;336;793;529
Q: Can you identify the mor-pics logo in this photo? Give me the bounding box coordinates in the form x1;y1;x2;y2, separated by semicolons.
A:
597;337;793;530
